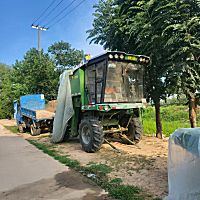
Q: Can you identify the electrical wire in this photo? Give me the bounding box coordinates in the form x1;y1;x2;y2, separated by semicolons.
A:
44;0;80;27
48;0;88;28
36;0;65;26
32;0;57;25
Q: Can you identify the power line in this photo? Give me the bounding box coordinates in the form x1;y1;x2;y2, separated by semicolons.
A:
36;0;65;26
48;0;88;28
44;0;79;27
32;0;57;25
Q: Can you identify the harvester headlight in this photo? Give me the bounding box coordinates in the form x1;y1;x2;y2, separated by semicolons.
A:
109;54;113;59
120;54;124;59
139;58;143;62
145;59;149;63
142;58;146;62
114;54;119;59
104;105;110;111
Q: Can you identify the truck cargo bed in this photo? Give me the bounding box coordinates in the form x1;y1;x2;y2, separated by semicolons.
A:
21;107;54;121
35;110;55;120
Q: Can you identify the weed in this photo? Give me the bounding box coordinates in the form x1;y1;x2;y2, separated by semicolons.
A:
107;184;142;200
110;178;123;184
86;163;112;175
4;126;18;133
28;140;81;169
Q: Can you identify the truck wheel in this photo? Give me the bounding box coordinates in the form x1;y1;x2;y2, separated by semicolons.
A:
30;125;41;136
63;124;71;142
79;118;104;153
126;118;143;143
18;124;25;133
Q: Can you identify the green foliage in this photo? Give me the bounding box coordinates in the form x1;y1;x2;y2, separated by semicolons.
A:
0;40;84;119
28;140;81;169
48;40;84;73
161;0;200;99
4;126;18;133
107;184;142;200
143;105;200;136
110;177;123;184
0;71;27;118
0;63;10;88
13;48;59;100
0;48;59;118
88;0;200;132
86;163;112;175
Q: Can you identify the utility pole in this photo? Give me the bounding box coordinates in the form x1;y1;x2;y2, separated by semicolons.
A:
31;25;48;51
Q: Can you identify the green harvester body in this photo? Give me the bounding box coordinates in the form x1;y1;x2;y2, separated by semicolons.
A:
65;51;150;152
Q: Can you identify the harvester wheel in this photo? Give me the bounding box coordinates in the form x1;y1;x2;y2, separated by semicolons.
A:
30;125;41;136
18;124;25;133
79;118;104;153
126;118;143;143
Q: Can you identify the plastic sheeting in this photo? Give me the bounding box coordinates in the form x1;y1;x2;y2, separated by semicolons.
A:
165;128;200;200
51;70;74;143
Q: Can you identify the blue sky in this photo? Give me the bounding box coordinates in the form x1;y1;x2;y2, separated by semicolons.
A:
0;0;104;65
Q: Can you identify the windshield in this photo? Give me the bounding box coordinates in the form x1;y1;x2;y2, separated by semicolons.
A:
104;61;144;103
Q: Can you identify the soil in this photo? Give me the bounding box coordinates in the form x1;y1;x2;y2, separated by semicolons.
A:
35;110;54;119
0;119;168;199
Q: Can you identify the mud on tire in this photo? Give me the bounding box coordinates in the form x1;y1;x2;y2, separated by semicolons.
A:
79;118;104;153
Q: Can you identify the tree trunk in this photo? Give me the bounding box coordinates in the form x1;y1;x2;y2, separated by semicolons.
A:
188;97;197;128
155;100;163;139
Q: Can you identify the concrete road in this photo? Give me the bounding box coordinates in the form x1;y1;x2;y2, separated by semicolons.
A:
0;125;106;200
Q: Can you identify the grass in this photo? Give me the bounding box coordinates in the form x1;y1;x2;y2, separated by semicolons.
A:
4;125;18;133
86;163;112;176
28;140;81;169
143;105;200;137
27;139;156;200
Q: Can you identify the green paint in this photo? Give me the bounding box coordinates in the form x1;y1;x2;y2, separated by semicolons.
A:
79;68;85;105
70;69;80;95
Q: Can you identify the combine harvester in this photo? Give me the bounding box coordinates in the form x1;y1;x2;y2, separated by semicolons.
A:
14;94;54;136
52;51;150;152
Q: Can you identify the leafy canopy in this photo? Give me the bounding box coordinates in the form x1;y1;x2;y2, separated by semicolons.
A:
48;41;84;73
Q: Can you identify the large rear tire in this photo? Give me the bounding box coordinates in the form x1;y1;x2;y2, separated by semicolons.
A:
127;118;143;143
30;125;41;136
79;118;104;153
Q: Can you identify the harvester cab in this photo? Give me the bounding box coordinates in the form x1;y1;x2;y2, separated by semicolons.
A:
54;51;150;152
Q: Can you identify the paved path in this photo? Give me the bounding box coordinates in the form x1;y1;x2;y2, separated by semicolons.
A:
0;125;105;200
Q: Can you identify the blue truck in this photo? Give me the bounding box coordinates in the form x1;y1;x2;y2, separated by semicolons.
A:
14;94;55;136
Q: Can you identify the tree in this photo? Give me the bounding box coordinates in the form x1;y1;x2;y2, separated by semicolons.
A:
88;0;170;138
0;48;59;119
48;41;84;73
13;48;59;100
0;71;27;119
0;64;12;118
160;0;200;127
88;0;200;135
0;63;10;89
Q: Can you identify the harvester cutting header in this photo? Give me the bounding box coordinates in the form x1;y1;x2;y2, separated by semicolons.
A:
52;51;150;152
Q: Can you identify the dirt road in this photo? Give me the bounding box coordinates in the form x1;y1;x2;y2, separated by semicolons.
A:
35;134;169;198
0;124;106;200
0;119;168;199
